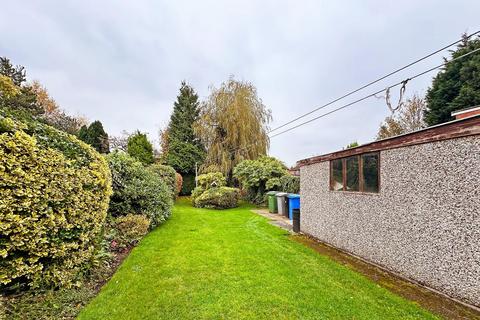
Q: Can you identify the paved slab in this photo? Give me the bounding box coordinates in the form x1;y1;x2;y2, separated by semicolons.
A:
251;208;293;232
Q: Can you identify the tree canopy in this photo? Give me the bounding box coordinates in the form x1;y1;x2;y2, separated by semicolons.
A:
162;81;204;174
377;94;426;140
194;77;272;182
425;34;480;125
127;131;154;164
78;120;110;153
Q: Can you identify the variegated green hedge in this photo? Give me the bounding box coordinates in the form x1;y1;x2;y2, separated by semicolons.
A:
0;116;112;289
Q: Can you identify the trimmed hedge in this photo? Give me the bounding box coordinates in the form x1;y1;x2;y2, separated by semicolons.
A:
149;164;177;199
193;187;240;209
107;151;172;228
0;116;112;289
191;172;239;209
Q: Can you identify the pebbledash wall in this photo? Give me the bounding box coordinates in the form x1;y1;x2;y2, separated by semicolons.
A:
297;115;480;307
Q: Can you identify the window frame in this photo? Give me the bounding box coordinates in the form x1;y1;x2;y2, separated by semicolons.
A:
329;152;380;193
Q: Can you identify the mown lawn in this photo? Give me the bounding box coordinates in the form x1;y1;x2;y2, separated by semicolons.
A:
79;198;437;319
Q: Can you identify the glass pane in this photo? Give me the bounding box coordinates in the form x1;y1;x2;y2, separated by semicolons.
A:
362;153;379;192
331;159;343;191
346;156;359;191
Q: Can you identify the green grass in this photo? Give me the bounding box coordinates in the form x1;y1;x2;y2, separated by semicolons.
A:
78;198;437;320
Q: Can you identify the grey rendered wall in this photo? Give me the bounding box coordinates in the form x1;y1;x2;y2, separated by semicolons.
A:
300;136;480;306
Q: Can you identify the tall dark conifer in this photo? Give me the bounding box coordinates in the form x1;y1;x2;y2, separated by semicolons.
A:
164;81;204;194
78;120;109;154
425;34;480;125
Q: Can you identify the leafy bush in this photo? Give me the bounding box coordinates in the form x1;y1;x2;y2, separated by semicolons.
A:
0;116;112;290
279;175;300;194
107;151;172;228
191;172;225;202
115;214;150;248
233;156;288;204
175;172;183;197
197;171;226;189
149;163;177;200
193;187;240;209
127;131;154;164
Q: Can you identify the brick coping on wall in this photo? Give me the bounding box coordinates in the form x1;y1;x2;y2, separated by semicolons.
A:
296;114;480;168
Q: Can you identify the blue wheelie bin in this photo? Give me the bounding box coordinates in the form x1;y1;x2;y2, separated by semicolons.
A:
287;194;300;220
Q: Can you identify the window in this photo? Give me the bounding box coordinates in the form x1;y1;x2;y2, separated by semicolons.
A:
346;156;359;191
331;159;344;191
329;152;379;193
362;153;379;192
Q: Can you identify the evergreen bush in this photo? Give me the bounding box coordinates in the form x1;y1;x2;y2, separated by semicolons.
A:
149;164;177;200
107;151;172;228
193;187;240;209
279;175;300;194
0;116;112;290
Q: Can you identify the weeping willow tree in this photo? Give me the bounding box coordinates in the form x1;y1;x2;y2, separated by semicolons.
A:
194;77;272;183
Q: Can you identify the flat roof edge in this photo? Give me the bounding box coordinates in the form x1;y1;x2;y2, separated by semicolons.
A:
296;114;480;168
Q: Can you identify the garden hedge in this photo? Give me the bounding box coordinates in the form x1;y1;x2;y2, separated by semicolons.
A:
149;164;177;200
0;116;112;290
107;151;172;228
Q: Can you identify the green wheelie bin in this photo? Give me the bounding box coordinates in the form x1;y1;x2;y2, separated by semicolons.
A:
266;191;279;213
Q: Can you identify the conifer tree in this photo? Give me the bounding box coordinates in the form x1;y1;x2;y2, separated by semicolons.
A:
163;81;204;194
425;34;480;125
127;131;154;164
78;121;109;153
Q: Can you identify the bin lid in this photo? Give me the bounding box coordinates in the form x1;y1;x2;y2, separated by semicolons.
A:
275;192;288;197
287;193;300;199
266;191;279;195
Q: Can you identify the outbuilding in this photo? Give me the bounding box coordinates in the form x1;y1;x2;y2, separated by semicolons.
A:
296;113;480;307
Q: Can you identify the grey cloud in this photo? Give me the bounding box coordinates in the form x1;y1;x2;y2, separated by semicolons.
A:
1;0;478;166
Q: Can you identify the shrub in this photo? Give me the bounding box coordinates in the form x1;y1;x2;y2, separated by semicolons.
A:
115;214;150;248
149;163;177;200
233;156;288;204
197;172;226;189
107;151;172;228
175;172;183;197
279;175;300;194
0;116;112;290
191;172;226;202
193;187;240;209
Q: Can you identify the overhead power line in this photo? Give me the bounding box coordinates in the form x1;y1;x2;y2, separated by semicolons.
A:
267;30;480;134
269;46;480;139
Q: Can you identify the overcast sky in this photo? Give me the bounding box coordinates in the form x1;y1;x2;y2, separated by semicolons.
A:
1;1;478;166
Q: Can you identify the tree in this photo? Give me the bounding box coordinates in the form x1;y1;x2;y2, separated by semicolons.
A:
345;141;359;149
162;81;205;194
28;80;59;114
194;77;272;183
0;57;26;86
425;34;480;125
127;131;154;164
164;82;204;168
78;120;109;153
377;94;427;140
0;75;20;100
109;130;129;152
